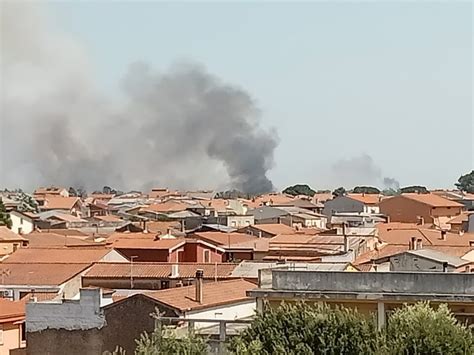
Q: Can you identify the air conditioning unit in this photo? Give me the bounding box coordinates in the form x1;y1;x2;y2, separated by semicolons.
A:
0;289;13;298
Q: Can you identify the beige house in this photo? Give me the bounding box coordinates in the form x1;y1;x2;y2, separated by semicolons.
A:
0;227;28;257
0;298;26;355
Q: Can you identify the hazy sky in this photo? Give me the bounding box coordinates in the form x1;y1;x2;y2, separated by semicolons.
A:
10;1;474;190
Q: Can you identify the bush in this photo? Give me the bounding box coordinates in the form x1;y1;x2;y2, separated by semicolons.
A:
385;302;474;355
228;302;380;355
135;325;208;355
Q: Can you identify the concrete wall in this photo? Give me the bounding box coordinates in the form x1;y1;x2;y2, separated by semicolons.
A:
26;289;105;332
469;214;474;233
389;253;456;272
323;197;364;217
271;270;474;295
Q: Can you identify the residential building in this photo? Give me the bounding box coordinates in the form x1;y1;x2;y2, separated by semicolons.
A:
0;298;26;355
0;227;28;257
82;262;239;290
38;197;84;216
33;187;69;198
323;194;381;217
379;193;464;229
239;223;297;238
447;212;471;233
246;206;289;225
9;211;37;235
248;269;474;327
26;278;255;354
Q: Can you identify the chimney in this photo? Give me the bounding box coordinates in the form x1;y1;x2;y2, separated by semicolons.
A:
410;236;416;250
440;230;447;241
343;235;349;253
416;216;424;226
442;262;448;272
195;269;203;304
415;238;423;250
171;264;179;278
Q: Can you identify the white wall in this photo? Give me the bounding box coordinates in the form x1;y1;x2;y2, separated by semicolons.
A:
101;249;129;262
9;212;34;235
186;300;255;329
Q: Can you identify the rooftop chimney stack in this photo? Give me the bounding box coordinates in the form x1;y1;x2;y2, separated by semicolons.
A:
195;269;203;304
410;236;416;250
171;264;179;278
442;262;448;272
343;235;349;253
441;230;447;241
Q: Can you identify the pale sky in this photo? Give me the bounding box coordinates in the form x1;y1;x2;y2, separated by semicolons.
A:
28;1;474;190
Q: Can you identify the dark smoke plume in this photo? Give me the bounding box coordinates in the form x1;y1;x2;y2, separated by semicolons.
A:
331;154;400;189
0;3;277;194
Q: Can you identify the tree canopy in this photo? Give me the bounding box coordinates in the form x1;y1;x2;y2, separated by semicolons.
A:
351;186;381;194
399;185;429;194
14;192;39;213
332;187;346;197
455;170;474;194
228;302;473;355
0;199;12;228
282;184;316;197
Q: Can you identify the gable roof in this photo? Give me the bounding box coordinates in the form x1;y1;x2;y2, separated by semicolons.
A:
140;201;189;214
400;193;464;208
2;247;114;264
25;232;101;248
247;206;289;220
41;197;81;210
84;262;237;279
38;210;86;222
0;298;26;323
0;263;91;285
403;249;470;268
142;279;255;312
346;194;381;205
193;232;257;247
246;223;295;236
0;226;27;242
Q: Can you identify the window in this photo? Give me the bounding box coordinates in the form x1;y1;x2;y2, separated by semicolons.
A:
21;322;26;342
203;250;211;263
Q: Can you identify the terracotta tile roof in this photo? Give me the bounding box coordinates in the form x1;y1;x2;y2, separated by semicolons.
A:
142;221;182;234
34;187;66;196
84;262;238;279
149;188;180;199
112;237;185;250
255;193;295;206
0;226;27;242
21;291;60;302
0;263;91;285
377;226;474;247
39;229;89;237
90;193;115;200
353;245;409;265
140;201;189;214
246;224;296;236
142;279;255;312
193;232;257;247
448;212;471;225
401;193;464;208
202;199;231;213
41;197;81;210
94;215;124;223
25;232;99;247
347;194;381;205
312;193;333;203
39;211;86;222
2;247;112;263
0;298;26;323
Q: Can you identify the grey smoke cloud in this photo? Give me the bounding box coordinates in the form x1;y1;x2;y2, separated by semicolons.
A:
0;3;277;194
331;154;400;189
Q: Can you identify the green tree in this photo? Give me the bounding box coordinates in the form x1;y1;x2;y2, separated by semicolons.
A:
0;199;12;228
400;185;428;194
456;170;474;194
135;325;208;355
332;187;346;197
15;192;39;213
352;186;380;194
282;184;316;197
385;302;474;355
228;302;379;355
